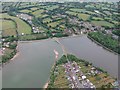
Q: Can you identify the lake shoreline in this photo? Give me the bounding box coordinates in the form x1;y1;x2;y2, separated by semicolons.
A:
2;45;19;67
87;35;119;55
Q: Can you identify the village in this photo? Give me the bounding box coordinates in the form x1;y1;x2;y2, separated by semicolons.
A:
49;54;119;88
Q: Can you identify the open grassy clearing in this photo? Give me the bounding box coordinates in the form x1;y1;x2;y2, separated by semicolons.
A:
1;20;17;37
1;13;32;35
19;9;32;13
39;26;47;31
92;17;104;21
42;18;52;23
66;11;90;20
30;7;39;11
54;65;69;88
66;11;77;16
70;8;96;15
31;9;45;17
78;13;90;21
88;73;115;88
91;20;114;28
47;20;63;28
46;5;59;10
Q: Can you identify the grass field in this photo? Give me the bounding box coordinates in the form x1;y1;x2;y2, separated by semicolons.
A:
92;17;104;21
91;20;114;28
30;7;38;11
19;9;32;13
88;73;115;88
1;13;32;35
47;20;63;28
42;18;52;23
70;8;96;15
78;13;90;21
31;9;45;17
54;65;69;88
66;11;90;21
46;5;59;10
66;11;77;16
1;20;17;37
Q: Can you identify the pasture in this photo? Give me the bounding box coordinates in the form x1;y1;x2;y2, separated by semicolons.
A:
31;9;45;17
1;13;32;35
1;20;17;37
91;20;114;28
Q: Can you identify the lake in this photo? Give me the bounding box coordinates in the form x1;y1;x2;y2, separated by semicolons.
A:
2;35;118;88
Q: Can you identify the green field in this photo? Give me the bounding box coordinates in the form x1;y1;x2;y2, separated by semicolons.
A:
19;9;32;13
66;11;77;16
70;8;96;15
1;13;32;35
78;13;90;21
47;20;63;28
30;7;38;11
66;11;90;20
46;5;59;10
1;20;17;37
42;18;52;23
92;17;104;21
31;9;45;17
91;20;114;27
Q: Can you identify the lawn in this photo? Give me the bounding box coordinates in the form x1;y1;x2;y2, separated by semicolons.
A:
1;13;32;35
1;20;17;37
91;20;114;28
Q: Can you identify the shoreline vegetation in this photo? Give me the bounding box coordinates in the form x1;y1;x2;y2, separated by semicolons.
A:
1;45;19;67
2;33;118;66
88;32;119;55
87;35;119;55
47;54;118;88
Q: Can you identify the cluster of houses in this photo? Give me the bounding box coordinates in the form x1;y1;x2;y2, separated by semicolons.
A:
67;17;119;40
62;60;119;88
63;61;96;88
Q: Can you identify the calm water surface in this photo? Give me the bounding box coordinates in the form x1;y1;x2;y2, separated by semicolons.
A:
2;39;63;88
2;35;118;88
60;35;118;78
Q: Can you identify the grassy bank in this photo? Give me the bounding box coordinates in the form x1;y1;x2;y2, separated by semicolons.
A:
88;32;120;54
